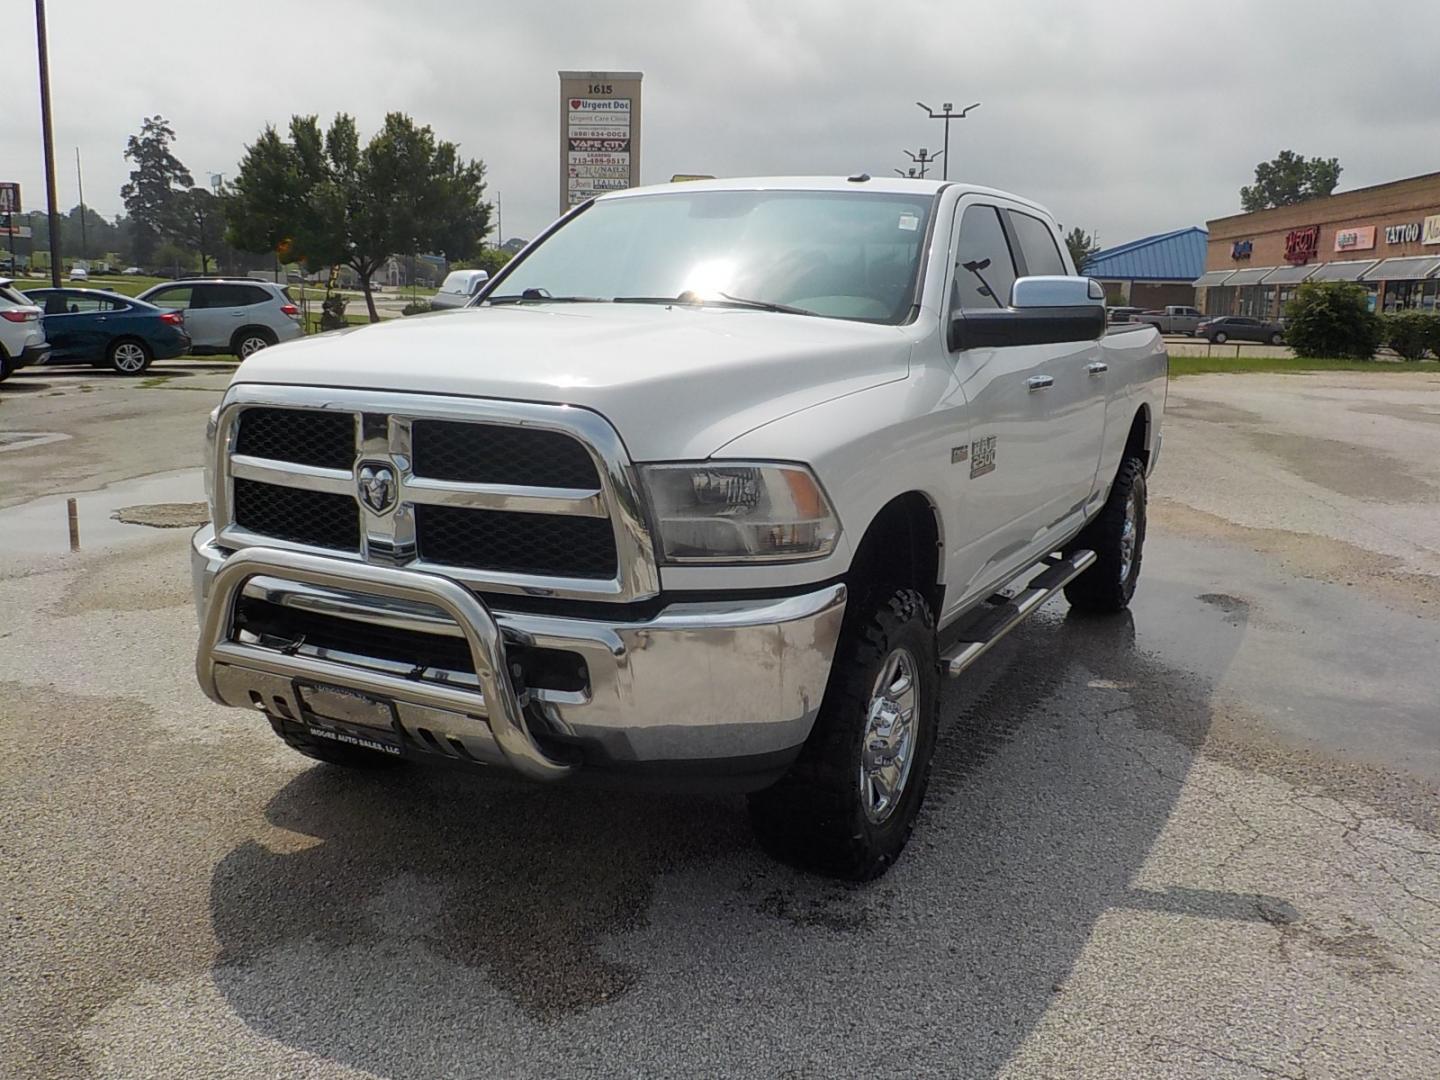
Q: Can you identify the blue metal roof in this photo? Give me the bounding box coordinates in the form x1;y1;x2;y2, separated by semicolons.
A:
1082;226;1208;282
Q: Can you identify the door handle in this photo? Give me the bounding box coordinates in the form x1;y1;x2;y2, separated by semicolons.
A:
1026;375;1054;391
1086;361;1109;375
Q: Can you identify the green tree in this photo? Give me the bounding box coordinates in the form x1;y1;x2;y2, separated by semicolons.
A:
1240;151;1342;212
1282;282;1381;359
1064;227;1100;274
227;112;491;321
120;116;193;266
165;187;226;274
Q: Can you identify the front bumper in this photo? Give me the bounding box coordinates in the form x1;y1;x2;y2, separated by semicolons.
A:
192;526;845;786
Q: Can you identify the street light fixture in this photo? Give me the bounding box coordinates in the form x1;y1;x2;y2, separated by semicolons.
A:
902;147;943;179
915;101;981;181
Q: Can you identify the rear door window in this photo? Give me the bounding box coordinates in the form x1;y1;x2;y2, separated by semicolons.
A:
1008;210;1068;277
952;205;1018;311
147;286;192;310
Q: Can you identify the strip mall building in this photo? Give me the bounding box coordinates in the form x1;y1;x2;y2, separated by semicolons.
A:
1196;172;1440;318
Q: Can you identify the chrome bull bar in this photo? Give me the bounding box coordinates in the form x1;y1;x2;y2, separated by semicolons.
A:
195;546;574;781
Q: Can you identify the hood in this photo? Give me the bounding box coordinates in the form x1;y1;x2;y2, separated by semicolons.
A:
231;303;913;459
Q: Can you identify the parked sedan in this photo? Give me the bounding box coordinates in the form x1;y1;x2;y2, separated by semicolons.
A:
25;288;191;375
1196;315;1286;345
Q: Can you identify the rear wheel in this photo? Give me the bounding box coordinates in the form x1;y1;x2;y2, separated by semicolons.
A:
1064;456;1147;613
748;586;939;880
0;347;11;383
1213;331;1228;344
1270;331;1284;345
233;327;276;358
107;338;152;375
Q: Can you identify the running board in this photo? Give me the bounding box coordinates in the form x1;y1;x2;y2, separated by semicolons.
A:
940;550;1097;677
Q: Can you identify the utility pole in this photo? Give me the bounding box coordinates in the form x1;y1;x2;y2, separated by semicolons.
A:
35;0;62;287
915;101;981;181
495;193;502;249
75;148;87;261
902;148;943;179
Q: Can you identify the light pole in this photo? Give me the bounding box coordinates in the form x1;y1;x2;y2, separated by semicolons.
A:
35;0;62;287
902;147;943;179
915;101;980;181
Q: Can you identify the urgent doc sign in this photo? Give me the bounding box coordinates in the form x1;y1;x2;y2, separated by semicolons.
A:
559;71;642;215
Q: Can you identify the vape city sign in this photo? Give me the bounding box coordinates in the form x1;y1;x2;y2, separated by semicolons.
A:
1284;225;1321;264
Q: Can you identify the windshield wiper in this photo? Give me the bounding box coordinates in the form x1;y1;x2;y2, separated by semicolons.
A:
487;287;605;305
612;291;816;316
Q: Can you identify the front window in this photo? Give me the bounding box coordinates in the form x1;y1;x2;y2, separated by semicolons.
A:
488;189;937;325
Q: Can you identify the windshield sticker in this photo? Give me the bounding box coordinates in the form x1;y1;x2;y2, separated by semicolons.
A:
898;213;920;232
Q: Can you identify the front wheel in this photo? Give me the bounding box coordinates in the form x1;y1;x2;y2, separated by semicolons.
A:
1064;456;1147;613
748;586;939;880
107;338;152;375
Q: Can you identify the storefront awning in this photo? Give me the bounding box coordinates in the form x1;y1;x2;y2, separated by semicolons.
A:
1193;269;1236;287
1221;266;1277;286
1306;259;1380;282
1261;264;1317;285
1360;256;1440;282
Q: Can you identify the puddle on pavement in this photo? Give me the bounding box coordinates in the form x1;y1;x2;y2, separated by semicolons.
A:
1;469;207;554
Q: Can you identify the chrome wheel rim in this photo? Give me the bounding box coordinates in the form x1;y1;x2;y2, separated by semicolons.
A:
1119;488;1138;582
239;336;268;357
859;647;919;825
113;343;146;372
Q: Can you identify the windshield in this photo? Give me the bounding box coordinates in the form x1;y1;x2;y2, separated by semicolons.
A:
488;189;936;324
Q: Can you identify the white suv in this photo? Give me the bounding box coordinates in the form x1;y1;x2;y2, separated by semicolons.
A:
137;279;303;358
0;278;49;381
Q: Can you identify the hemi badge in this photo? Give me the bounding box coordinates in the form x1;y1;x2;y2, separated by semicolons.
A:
951;446;969;464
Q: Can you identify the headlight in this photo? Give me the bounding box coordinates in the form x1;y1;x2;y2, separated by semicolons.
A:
641;462;840;563
203;406;220;505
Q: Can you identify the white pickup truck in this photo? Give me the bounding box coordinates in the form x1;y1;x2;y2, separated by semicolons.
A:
192;176;1166;879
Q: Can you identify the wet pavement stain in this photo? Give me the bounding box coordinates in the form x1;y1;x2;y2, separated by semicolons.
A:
0;469;204;553
1246;430;1436;503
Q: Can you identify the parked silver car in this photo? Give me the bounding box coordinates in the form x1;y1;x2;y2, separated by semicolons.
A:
430;269;490;309
136;279;304;357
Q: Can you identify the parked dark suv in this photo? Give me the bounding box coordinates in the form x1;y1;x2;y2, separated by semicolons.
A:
1196;316;1285;345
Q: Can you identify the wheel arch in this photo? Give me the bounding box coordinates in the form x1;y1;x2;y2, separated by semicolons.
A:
231;324;278;353
1124;403;1153;470
845;490;944;618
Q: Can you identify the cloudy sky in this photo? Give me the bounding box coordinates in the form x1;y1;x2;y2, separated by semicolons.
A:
6;0;1438;250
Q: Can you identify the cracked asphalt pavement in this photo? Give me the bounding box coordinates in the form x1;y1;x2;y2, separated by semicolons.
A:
2;365;1438;1078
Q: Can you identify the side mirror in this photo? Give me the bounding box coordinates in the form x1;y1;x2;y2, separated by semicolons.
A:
949;276;1106;351
470;271;490;295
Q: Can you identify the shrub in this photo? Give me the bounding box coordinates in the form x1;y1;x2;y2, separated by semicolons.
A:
402;299;433;316
1282;282;1382;359
1382;310;1440;360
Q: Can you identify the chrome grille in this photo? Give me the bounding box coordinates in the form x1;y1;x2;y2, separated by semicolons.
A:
414;504;616;577
214;388;659;602
411;419;599;488
235;407;354;469
233;478;360;552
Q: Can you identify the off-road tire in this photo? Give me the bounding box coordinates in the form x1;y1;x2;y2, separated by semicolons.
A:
267;713;406;769
747;586;939;880
1064;455;1147;613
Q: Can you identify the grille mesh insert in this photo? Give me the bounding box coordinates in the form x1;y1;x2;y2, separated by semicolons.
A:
411;420;600;489
415;504;616;578
233;478;360;551
235;408;355;470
